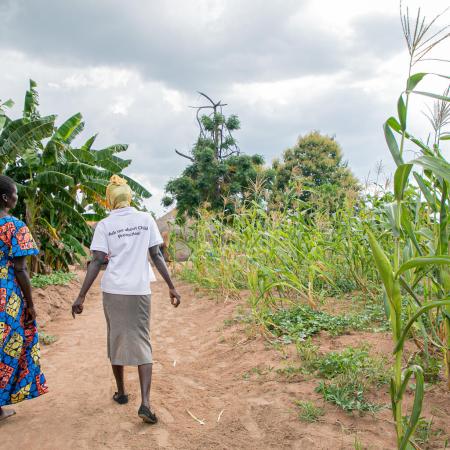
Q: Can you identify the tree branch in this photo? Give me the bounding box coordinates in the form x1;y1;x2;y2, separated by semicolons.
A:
175;149;194;162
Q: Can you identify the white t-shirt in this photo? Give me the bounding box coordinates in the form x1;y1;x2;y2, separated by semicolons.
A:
90;207;164;295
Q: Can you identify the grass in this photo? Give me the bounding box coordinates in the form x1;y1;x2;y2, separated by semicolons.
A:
295;400;324;422
31;271;77;288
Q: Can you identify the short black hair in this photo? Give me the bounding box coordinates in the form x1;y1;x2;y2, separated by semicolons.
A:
0;174;16;200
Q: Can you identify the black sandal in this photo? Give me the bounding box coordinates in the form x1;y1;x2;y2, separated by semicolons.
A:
113;392;129;405
138;405;158;424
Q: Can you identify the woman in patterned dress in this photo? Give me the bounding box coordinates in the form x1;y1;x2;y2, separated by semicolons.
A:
0;175;48;421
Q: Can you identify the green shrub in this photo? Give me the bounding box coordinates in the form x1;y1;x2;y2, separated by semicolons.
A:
266;305;369;342
31;271;77;288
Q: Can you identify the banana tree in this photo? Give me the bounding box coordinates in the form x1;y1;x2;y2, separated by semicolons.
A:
1;80;151;273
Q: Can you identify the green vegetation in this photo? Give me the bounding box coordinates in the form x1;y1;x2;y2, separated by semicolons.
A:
39;332;58;345
365;7;450;448
31;271;77;288
313;346;389;386
0;81;150;273
269;131;359;211
316;381;380;413
167;5;449;447
163;93;265;218
266;305;370;342
295;400;324;422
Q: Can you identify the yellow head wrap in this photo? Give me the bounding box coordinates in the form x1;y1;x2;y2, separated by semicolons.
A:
106;175;132;210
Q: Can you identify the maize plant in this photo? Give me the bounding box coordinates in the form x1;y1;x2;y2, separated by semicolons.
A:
368;5;450;448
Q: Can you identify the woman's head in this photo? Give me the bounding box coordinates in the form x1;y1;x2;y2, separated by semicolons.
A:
106;175;132;210
0;175;18;211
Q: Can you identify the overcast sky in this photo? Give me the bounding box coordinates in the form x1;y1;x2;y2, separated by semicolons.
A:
1;0;449;216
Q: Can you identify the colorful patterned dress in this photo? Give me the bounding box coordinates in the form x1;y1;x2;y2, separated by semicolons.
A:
0;216;48;406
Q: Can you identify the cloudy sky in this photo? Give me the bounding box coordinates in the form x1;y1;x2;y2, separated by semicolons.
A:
1;0;449;216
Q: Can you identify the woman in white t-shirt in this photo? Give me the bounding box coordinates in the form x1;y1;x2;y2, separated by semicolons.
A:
71;175;180;424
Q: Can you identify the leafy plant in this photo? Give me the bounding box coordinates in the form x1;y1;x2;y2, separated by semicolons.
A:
163;93;264;218
316;381;381;413
367;5;450;448
314;346;389;386
266;305;369;342
31;271;77;288
295;400;324;422
1;80;151;273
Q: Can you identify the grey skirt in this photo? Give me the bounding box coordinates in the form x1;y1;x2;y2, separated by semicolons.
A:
102;292;152;366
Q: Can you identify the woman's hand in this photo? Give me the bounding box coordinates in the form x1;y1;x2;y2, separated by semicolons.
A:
72;296;85;318
169;288;181;307
25;305;36;325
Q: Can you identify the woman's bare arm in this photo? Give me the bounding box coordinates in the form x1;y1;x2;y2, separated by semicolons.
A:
72;250;107;318
13;256;35;325
149;245;180;307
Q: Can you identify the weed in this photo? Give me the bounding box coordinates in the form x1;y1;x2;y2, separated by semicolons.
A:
295;400;324;422
314;346;389;386
266;305;369;343
276;365;305;378
316;381;381;413
40;332;57;345
410;353;442;384
31;271;77;288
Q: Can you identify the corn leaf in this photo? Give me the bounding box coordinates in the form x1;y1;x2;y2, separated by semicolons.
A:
394;164;412;201
394;300;450;354
397;95;407;130
406;73;427;91
383;121;404;166
399;366;424;450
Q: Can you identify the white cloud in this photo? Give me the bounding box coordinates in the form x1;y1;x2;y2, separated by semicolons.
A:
0;0;449;217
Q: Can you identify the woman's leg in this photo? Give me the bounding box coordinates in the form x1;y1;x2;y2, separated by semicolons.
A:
0;407;16;421
112;365;126;395
138;363;152;408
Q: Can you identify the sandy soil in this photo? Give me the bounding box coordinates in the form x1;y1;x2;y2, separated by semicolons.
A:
1;274;449;449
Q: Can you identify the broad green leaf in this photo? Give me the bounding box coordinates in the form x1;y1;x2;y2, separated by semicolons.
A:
2;99;14;108
61;233;87;257
23;79;39;119
55;113;84;143
0;115;56;157
383;121;403;166
440;132;450;141
400;208;421;255
121;174;152;199
412;155;450;185
385;202;401;238
81;133;98;151
406;73;427;91
34;171;74;187
394;164;412;201
395;256;450;278
413;172;437;211
367;229;394;297
397;95;407;130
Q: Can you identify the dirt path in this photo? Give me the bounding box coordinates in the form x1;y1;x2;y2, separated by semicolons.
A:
1;275;449;449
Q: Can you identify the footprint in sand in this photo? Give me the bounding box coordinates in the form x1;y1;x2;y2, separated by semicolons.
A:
240;415;264;439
